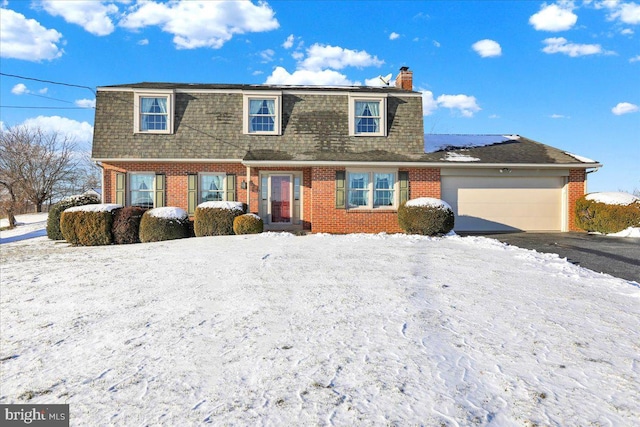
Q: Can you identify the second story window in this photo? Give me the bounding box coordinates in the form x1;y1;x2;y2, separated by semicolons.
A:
355;101;381;134
134;91;174;134
140;97;168;131
249;99;276;132
349;94;387;137
243;92;282;135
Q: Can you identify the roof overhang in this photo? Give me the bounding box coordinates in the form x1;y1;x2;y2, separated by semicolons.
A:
241;160;603;169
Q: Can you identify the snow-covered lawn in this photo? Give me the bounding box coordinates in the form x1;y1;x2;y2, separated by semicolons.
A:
1;217;639;426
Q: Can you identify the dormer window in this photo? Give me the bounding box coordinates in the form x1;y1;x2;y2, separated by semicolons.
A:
243;92;282;135
134;91;174;134
349;94;387;136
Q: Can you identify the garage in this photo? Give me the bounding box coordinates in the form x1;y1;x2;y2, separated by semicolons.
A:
441;173;566;232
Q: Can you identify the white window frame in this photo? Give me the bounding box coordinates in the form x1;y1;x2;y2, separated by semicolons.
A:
346;169;398;210
134;90;175;134
198;172;227;203
128;172;155;208
242;91;282;135
348;94;387;137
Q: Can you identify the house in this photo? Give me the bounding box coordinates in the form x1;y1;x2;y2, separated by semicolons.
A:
91;68;601;233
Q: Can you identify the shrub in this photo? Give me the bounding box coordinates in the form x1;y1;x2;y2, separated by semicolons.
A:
233;213;264;235
60;204;121;246
139;207;190;243
575;193;640;234
112;206;147;244
47;191;100;240
194;201;245;237
398;198;455;236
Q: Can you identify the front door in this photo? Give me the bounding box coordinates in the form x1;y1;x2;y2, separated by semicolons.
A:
270;175;292;223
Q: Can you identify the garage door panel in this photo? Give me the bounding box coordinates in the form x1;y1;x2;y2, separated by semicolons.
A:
442;176;564;232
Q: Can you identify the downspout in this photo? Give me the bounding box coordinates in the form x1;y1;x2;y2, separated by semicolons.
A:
246;165;251;211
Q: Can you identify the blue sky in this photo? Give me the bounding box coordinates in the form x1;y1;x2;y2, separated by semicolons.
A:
1;0;638;193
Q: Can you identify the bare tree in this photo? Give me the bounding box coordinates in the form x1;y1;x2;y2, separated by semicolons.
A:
0;125;78;226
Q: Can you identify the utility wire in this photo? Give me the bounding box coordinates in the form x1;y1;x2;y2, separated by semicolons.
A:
0;106;94;110
0;72;96;96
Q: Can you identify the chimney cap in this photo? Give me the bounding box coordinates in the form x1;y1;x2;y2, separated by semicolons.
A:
399;66;410;72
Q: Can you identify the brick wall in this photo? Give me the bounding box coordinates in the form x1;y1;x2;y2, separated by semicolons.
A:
309;166;441;234
568;169;587;231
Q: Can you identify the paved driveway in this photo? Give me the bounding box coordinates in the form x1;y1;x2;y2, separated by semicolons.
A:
467;232;640;283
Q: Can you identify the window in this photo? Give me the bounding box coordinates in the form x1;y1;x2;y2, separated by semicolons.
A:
200;174;225;202
130;173;154;208
347;171;396;209
349;94;387;136
243;92;282;135
134;91;174;134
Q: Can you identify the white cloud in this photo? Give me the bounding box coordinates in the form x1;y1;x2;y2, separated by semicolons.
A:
611;102;639;115
550;113;570;119
0;8;63;61
11;83;29;95
433;40;441;48
620;28;634;35
630;54;640;62
291;51;304;61
137;38;149;46
489;114;500;119
597;1;640;24
75;99;96;109
529;3;578;31
389;32;400;40
259;49;275;63
20;116;94;145
282;34;294;49
298;44;384;71
39;88;49;94
265;66;356;86
41;0;118;36
364;74;396;87
542;37;611;56
119;0;279;49
472;39;502;57
421;91;439;116
436;94;481;117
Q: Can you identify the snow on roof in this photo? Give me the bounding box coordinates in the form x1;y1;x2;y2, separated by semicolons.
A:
585;192;639;206
198;201;244;211
441;152;481;162
565;152;597;163
65;204;122;213
148;207;188;220
405;197;452;211
425;134;519;153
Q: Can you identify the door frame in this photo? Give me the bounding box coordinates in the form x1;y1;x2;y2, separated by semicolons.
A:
258;171;303;230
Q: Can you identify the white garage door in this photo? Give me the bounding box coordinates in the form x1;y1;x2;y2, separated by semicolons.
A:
441;176;564;232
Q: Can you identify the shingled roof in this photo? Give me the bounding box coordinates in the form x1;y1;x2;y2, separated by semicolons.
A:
421;134;600;165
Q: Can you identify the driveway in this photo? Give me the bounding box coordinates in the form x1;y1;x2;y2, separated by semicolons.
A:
467;232;640;283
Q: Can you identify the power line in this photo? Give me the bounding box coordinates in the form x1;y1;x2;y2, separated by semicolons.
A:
0;106;94;110
0;72;96;96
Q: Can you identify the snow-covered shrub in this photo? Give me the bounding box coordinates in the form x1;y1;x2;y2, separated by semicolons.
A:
60;204;121;246
575;192;640;234
194;201;245;237
47;191;100;240
398;198;455;236
112;206;147;244
139;207;190;243
233;213;264;235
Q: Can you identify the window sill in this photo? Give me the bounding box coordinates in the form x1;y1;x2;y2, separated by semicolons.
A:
346;207;397;212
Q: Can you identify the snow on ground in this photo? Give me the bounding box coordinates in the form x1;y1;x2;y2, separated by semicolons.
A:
0;213;49;244
1;219;639;426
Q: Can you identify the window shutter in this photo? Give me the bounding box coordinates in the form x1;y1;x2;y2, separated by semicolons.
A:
115;172;126;205
154;174;166;208
335;170;346;209
226;174;236;201
187;174;197;215
398;171;409;205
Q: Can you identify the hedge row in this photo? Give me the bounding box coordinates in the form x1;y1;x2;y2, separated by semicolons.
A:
47;192;100;240
56;203;264;245
575;195;640;234
397;198;455;236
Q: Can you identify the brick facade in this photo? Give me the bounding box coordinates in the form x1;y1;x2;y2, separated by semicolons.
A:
102;163;589;233
568;169;587;231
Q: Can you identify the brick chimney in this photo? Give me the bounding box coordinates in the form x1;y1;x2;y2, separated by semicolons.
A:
395;66;413;91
